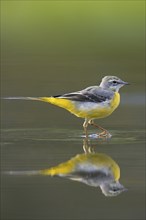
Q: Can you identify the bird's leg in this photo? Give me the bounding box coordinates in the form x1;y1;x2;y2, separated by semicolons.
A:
89;120;109;137
83;119;89;139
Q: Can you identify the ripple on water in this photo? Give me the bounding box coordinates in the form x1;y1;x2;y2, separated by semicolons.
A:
1;128;145;145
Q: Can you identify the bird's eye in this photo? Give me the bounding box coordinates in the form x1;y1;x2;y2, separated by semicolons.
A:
113;81;117;84
113;188;117;191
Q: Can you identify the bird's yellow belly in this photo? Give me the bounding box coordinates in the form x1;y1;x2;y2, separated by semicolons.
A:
72;92;120;119
76;106;113;119
40;92;120;119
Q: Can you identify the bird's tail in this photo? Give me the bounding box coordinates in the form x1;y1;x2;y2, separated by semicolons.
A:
3;96;75;110
3;97;42;101
3;96;76;114
3;97;61;104
2;96;57;104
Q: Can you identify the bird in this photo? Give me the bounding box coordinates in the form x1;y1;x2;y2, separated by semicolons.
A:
5;76;129;138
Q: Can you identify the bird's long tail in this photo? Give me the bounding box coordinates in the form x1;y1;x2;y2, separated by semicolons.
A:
3;96;57;104
3;97;42;101
3;97;75;113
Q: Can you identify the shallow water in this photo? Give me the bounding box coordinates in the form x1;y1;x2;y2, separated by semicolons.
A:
1;120;145;220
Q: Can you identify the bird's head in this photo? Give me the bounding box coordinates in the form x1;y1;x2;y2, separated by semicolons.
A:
100;76;129;92
100;181;127;197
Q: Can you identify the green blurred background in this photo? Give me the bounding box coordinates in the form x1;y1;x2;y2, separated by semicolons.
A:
1;0;145;97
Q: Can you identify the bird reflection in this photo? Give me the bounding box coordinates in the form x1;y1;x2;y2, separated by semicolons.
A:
40;139;127;197
6;140;127;197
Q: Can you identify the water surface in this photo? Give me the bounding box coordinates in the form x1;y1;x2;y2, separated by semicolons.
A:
1;123;145;220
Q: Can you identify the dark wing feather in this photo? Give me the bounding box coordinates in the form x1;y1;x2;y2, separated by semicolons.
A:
53;86;114;103
54;93;103;102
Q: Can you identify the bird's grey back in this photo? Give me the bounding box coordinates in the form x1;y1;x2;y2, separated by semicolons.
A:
55;86;114;103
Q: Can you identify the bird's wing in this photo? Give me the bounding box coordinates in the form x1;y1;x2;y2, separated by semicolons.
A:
53;86;114;103
58;169;113;187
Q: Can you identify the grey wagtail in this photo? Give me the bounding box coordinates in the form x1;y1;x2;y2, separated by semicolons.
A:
5;76;129;138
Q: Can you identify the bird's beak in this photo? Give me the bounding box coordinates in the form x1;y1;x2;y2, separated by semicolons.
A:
121;81;130;85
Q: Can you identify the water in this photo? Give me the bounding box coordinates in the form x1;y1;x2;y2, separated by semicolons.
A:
1;111;145;219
